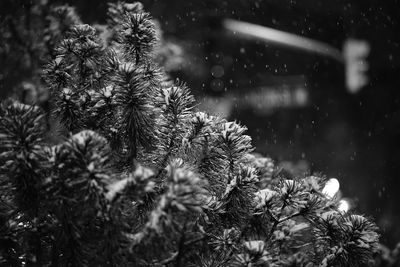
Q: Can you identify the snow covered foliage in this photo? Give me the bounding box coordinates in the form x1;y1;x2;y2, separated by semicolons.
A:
0;0;81;104
0;2;380;266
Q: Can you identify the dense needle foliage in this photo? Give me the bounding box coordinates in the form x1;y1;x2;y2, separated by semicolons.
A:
0;2;380;266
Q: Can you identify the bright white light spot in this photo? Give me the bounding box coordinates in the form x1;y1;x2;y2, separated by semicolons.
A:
322;178;340;199
338;199;350;213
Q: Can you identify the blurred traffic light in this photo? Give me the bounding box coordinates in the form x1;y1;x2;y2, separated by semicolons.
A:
343;39;370;93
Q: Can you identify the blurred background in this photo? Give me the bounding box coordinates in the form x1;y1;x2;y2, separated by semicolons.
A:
1;0;400;248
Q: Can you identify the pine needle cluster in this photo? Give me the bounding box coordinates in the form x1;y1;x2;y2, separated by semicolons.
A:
0;2;380;266
0;0;81;103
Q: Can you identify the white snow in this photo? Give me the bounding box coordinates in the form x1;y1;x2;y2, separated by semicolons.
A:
106;178;129;201
71;130;96;146
12;102;38;112
54;57;63;65
223;177;238;196
244;240;265;252
62;88;72;100
254;188;277;208
103;85;113;97
162;88;171;106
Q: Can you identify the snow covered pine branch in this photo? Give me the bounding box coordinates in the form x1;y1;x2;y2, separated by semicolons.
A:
0;1;379;266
